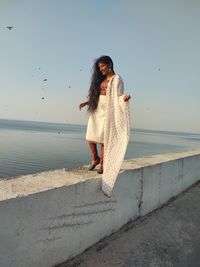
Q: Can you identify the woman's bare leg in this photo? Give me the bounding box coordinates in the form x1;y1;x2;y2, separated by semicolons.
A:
97;143;104;174
88;142;100;170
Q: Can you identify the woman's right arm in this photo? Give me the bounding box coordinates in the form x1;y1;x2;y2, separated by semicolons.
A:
79;101;88;110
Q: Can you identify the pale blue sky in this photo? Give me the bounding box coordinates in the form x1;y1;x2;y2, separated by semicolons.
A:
0;0;200;133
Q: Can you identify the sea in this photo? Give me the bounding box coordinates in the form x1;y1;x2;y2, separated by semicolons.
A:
0;118;200;180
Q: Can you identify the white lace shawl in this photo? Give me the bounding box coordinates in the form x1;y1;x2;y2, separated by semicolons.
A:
102;74;131;196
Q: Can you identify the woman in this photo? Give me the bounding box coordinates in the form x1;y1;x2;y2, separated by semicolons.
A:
79;55;131;197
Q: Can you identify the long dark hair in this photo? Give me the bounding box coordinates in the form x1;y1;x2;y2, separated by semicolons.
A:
87;55;115;112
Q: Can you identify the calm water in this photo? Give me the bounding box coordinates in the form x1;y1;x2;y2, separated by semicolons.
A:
0;119;200;179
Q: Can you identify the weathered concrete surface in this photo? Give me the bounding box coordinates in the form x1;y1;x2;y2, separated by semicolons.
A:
57;181;200;267
0;149;200;201
0;149;200;267
0;166;96;201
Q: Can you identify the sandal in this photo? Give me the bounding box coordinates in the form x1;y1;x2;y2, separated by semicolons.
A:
88;157;100;171
97;165;103;174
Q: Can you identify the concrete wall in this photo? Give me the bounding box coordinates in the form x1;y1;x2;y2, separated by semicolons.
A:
0;149;200;267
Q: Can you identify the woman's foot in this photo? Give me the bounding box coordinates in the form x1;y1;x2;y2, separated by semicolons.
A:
88;157;100;171
97;165;103;174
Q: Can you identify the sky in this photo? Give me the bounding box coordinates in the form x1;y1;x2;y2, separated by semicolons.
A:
0;0;200;133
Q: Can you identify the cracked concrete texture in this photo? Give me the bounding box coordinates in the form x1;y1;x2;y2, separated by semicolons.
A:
57;181;200;267
0;148;200;201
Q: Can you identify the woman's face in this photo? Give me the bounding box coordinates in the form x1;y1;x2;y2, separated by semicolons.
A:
98;62;111;76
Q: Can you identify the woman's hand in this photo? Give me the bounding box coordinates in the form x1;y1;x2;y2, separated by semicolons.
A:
123;94;131;102
79;102;88;110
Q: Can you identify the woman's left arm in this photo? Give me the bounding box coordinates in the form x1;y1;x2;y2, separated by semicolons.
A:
115;75;131;102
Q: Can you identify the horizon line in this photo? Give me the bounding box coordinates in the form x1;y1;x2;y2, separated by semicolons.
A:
0;117;200;135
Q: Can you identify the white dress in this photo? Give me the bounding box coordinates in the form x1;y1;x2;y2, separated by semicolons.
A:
86;74;130;196
86;74;124;144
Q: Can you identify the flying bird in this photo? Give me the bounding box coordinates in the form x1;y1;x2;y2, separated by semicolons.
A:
6;26;13;30
69;85;71;88
43;79;47;82
42;97;45;100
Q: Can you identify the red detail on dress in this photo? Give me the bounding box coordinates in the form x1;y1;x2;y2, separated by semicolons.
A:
100;80;108;95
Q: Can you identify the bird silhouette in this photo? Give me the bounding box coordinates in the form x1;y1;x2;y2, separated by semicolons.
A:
42;97;45;100
43;79;47;82
6;26;13;30
69;85;71;88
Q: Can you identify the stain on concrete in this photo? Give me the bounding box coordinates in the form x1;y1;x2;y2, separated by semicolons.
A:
74;200;117;208
56;181;200;267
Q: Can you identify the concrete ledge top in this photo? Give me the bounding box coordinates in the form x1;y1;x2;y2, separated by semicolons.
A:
0;148;200;201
